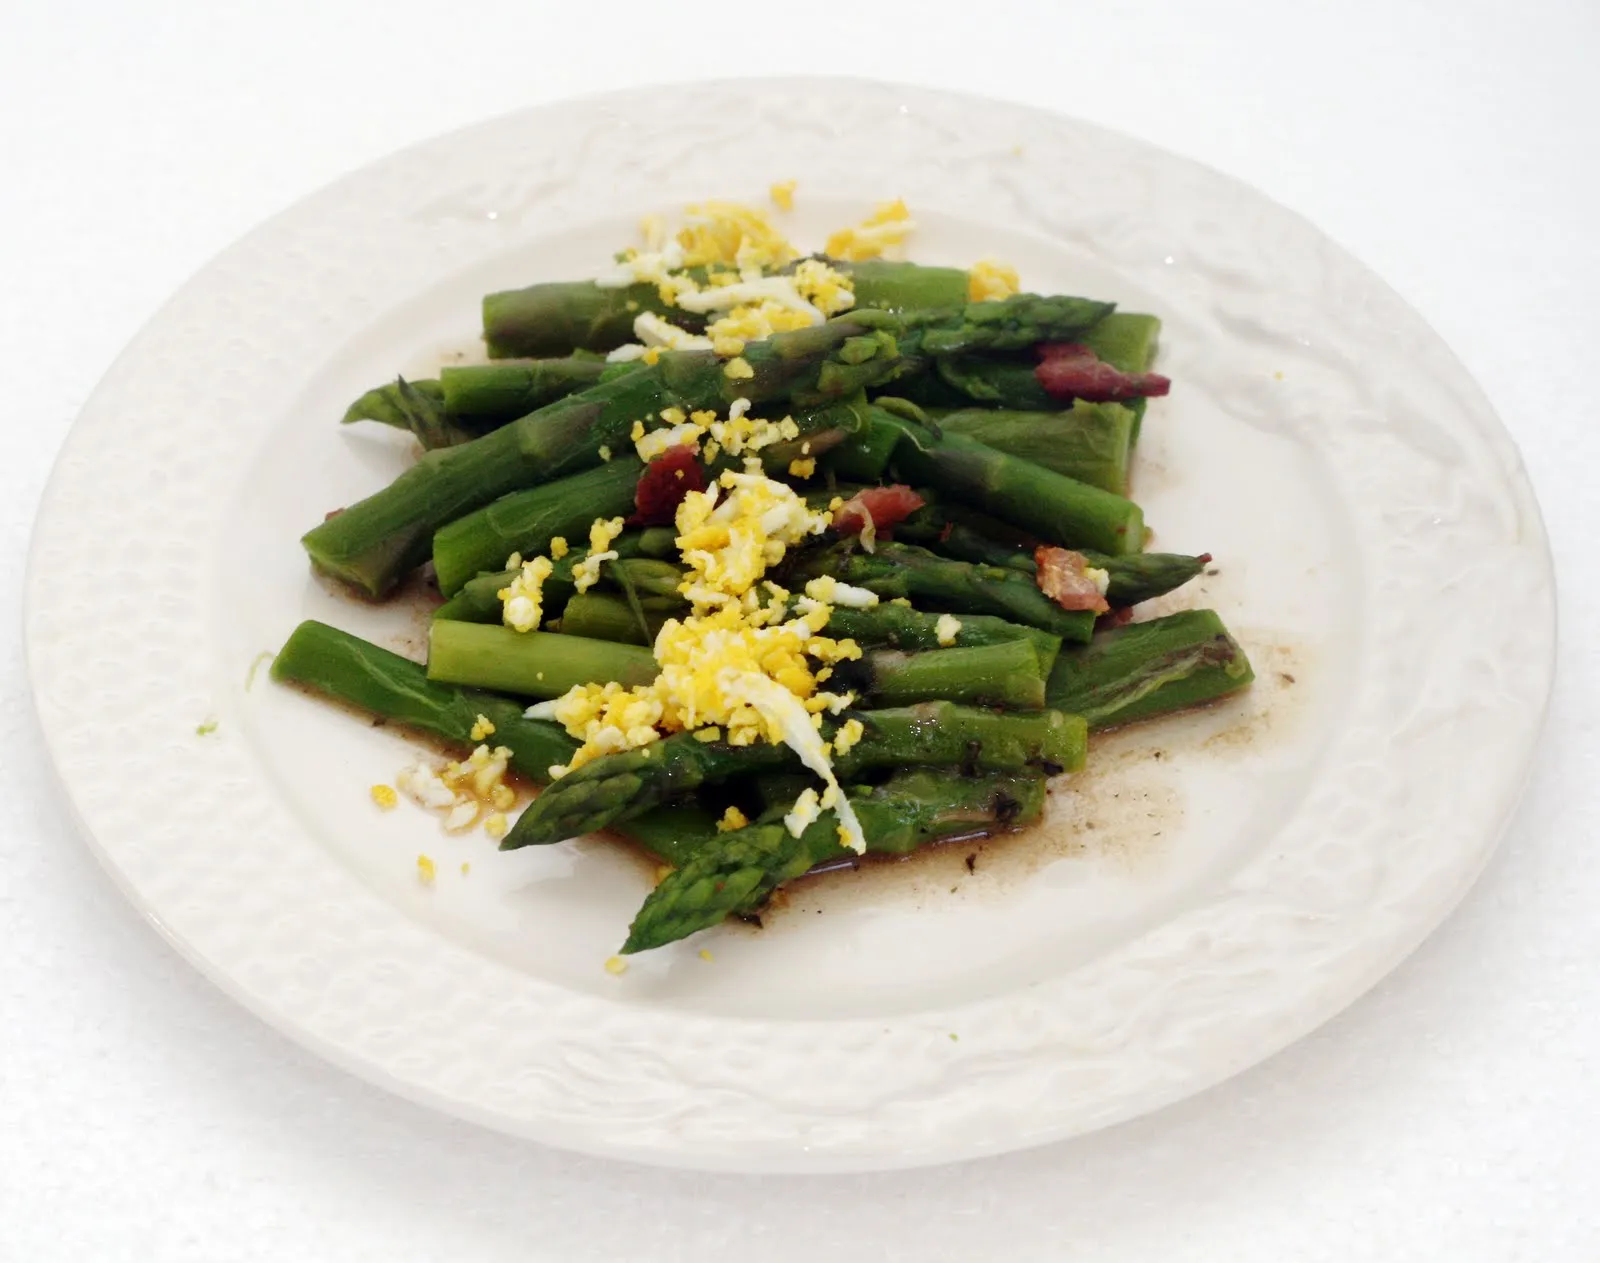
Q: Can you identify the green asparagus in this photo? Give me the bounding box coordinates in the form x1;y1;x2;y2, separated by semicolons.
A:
431;458;645;596
426;620;657;700
880;413;1146;554
621;769;1047;952
502;702;1087;847
834;639;1047;710
270;620;576;780
1046;609;1253;729
933;401;1137;494
820;602;1060;669
785;542;1097;641
484;282;707;358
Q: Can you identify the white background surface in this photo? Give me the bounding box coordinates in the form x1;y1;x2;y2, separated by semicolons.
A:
2;1;1595;1259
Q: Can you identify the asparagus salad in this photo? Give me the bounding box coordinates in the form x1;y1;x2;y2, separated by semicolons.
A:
274;191;1254;959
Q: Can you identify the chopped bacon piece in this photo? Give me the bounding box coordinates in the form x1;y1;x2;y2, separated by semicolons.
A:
1034;343;1171;403
831;485;925;535
1034;546;1111;614
628;445;706;526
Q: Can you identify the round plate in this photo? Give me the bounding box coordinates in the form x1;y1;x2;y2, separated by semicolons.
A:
24;79;1554;1172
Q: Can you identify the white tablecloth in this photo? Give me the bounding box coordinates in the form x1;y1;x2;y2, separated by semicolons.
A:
4;3;1596;1258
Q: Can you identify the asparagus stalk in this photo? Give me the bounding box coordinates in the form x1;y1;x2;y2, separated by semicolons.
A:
484;282;707;358
425;621;657;700
483;260;978;359
1079;550;1210;607
835;639;1047;709
342;360;610;447
821;602;1060;668
620;769;1047;952
786;542;1097;641
932;401;1137;494
840;259;971;311
269;620;576;779
431;458;646;596
556;592;673;645
503;702;1086;847
438;358;608;423
880;413;1146;554
431;530;681;624
609;803;724;868
301;320;903;597
1046;609;1254;729
891;507;1209;607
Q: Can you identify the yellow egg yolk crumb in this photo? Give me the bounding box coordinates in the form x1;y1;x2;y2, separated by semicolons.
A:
769;180;797;211
967;259;1021;301
825;198;915;261
717;805;750;832
370;784;398;809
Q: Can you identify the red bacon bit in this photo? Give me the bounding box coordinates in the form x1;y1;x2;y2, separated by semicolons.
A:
1034;546;1111;614
832;485;925;535
628;445;706;525
1035;343;1171;403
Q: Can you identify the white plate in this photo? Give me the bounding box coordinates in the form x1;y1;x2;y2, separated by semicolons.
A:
24;79;1553;1172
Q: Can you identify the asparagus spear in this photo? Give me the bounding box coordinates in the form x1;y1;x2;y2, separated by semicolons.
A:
932;401;1137;494
432;458;646;596
483;260;980;359
621;769;1047;952
555;592;674;645
342;360;610;447
426;621;657;700
342;377;450;432
502;702;1086;847
834;639;1047;709
880;413;1146;554
269;620;576;779
891;507;1209;607
484;282;708;358
892;501;1039;571
839;259;971;311
1078;550;1210;607
431;530;681;624
786;542;1097;641
1046;609;1254;729
609;803;725;869
821;602;1060;668
301;320;903;597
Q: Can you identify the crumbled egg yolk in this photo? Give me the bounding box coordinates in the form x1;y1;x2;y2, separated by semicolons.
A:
676;200;797;271
717;805;750;832
396;744;517;835
499;555;554;632
416;854;436;884
787;457;816;479
632;400;800;465
833;717;865;758
604;955;629;976
769;180;797;211
598;207;860;361
968;259;1021;302
469;714;496;742
529;470;871;852
549;536;569;560
825;198;915;262
723;356;754;380
370;783;398;809
935;614;963;646
571;517;625;594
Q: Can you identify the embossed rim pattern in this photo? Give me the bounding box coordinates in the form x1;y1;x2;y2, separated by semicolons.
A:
24;80;1554;1172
